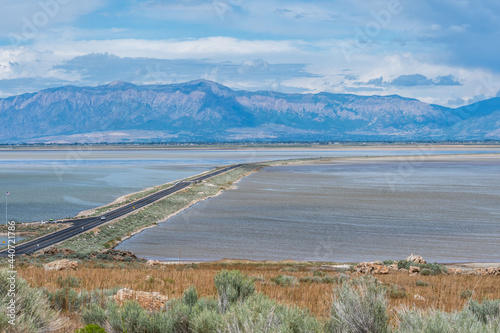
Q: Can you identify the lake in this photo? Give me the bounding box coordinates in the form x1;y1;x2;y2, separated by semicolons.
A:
117;154;500;263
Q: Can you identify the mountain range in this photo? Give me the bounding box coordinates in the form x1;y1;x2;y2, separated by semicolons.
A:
0;80;499;143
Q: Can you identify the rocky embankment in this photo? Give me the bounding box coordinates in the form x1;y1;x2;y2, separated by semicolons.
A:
354;254;500;276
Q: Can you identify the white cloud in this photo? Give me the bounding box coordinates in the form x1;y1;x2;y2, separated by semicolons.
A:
34;37;305;60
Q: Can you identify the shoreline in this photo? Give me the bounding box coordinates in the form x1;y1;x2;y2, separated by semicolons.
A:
117;168;254;244
111;153;500;264
1;142;500;152
25;152;500;262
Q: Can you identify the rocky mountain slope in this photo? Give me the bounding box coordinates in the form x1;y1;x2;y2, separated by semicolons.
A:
0;80;498;143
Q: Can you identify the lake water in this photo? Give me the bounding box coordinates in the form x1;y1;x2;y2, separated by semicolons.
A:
117;155;500;263
0;236;25;246
0;146;491;223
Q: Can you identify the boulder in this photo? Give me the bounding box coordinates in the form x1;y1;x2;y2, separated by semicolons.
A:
146;259;161;267
406;254;426;264
42;248;75;256
471;267;500;276
387;264;399;271
409;266;421;274
447;268;462;275
44;259;78;271
414;294;426;301
355;262;389;275
114;288;168;311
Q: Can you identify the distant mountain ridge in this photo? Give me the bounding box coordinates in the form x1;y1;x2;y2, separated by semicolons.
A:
0;80;499;143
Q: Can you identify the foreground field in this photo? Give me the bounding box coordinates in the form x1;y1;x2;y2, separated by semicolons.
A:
11;259;500;331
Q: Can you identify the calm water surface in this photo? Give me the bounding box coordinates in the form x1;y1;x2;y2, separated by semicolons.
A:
118;155;500;263
0;147;498;229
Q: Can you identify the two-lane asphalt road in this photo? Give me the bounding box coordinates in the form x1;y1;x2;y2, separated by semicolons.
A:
0;164;242;256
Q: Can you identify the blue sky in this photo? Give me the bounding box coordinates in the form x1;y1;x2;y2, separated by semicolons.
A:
0;0;499;106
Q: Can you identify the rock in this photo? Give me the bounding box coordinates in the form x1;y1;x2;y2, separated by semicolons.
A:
406;254;426;264
409;266;421;274
106;250;138;260
114;288;168;311
87;249;139;261
42;248;76;256
447;268;462;275
471;267;500;276
44;259;78;271
355;262;389;275
146;260;161;267
414;294;426;301
399;268;409;274
387;264;399;271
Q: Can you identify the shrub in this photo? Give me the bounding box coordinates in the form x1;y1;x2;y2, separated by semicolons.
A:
460;289;474;300
397;260;447;275
75;324;107;333
328;277;389;333
214;270;255;313
46;286;81;312
272;274;299;287
190;308;223;333
182;286;198;307
389;285;407;299
322;275;335;284
222;294;323;333
416;280;429;287
282;267;298;272
383;260;395;266
313;271;326;277
395;306;500;332
397;260;412;270
82;303;107;327
420;268;431;276
333;274;350;284
300;276;313;283
0;269;64;332
423;263;447;275
56;275;81;288
467;299;500;324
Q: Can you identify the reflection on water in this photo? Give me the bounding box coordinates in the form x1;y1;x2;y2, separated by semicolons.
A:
118;156;500;263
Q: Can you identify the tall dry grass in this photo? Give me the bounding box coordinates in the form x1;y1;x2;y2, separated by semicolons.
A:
17;261;500;320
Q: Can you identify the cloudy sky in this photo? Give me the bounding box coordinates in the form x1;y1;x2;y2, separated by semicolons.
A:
0;0;499;106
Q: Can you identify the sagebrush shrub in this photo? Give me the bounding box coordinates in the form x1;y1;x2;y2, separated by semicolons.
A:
328;277;390;333
0;269;64;332
214;270;255;312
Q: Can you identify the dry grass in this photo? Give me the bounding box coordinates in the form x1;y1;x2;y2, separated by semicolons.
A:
17;261;500;321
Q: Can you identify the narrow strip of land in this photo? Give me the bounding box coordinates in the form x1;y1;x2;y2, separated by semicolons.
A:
0;164;242;256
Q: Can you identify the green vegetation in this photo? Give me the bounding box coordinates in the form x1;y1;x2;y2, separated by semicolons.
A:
2;268;500;332
389;284;407;299
80;270;322;332
395;302;500;332
214;269;256;312
272;274;299;287
397;260;447;275
0;269;64;333
415;280;429;287
461;289;474;300
328;276;390;333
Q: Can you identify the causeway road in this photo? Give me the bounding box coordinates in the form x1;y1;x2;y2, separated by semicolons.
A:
0;164;242;256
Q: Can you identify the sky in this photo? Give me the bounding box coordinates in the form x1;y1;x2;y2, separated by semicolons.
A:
0;0;499;106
